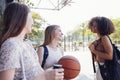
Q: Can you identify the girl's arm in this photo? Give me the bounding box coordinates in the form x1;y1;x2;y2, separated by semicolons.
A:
37;47;44;65
0;69;15;80
91;36;113;60
35;65;64;80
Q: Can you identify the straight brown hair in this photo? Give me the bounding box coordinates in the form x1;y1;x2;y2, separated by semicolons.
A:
0;2;30;45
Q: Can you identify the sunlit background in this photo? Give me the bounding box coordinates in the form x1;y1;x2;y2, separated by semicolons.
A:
1;0;120;80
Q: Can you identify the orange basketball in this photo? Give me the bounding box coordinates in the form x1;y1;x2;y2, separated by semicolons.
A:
58;55;81;79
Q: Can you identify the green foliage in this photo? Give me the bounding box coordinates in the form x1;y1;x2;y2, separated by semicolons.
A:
25;0;34;6
28;11;44;45
110;19;120;44
32;12;41;19
19;0;34;6
69;18;120;45
70;22;96;44
29;27;44;40
31;12;42;28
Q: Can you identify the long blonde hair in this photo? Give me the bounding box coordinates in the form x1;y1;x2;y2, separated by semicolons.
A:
43;25;60;45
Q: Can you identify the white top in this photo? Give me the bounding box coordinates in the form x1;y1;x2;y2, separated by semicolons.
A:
0;38;40;80
44;46;63;69
95;62;103;80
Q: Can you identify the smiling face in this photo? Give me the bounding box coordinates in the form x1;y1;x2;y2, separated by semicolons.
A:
54;27;63;41
90;21;98;33
44;25;63;45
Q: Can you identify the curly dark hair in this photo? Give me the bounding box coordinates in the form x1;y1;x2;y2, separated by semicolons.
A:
88;16;115;36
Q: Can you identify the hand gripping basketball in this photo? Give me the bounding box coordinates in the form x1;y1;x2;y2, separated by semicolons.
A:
58;55;81;79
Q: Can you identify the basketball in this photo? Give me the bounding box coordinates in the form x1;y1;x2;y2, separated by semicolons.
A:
58;55;81;79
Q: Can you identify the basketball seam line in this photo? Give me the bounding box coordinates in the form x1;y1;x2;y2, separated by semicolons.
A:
63;67;80;71
59;59;80;64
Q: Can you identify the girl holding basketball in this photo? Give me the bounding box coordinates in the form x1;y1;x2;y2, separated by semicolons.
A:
88;16;115;80
37;25;72;80
38;25;73;80
37;25;64;69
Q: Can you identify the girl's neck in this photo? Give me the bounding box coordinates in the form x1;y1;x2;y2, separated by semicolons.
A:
13;31;26;40
48;42;58;51
48;39;59;47
97;33;101;38
48;42;57;48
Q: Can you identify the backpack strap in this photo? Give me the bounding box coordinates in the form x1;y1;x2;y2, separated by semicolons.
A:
107;36;112;44
92;38;102;73
92;53;96;73
107;36;120;59
41;45;49;68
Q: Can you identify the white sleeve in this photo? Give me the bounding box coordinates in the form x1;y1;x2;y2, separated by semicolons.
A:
0;40;21;71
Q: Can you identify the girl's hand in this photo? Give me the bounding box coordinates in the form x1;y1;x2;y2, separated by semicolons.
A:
45;68;64;80
89;43;96;54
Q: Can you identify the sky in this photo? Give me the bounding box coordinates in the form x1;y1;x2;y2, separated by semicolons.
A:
31;0;120;34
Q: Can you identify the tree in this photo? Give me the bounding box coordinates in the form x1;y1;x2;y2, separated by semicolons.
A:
111;19;120;44
0;0;6;39
28;12;44;45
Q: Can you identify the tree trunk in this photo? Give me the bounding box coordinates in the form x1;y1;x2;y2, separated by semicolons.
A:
0;0;6;38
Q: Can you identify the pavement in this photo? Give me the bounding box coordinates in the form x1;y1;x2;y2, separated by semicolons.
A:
64;47;95;80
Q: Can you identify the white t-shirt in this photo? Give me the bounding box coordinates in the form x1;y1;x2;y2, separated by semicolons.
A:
0;38;40;80
44;46;63;69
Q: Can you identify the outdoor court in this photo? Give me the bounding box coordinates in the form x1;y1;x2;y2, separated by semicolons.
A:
64;47;94;80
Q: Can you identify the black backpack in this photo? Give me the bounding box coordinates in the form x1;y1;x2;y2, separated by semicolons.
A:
92;36;120;80
41;45;49;68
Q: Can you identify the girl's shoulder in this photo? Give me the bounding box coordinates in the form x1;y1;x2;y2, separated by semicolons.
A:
0;38;21;72
100;35;109;42
37;45;44;53
93;35;108;46
1;38;20;48
95;35;108;42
